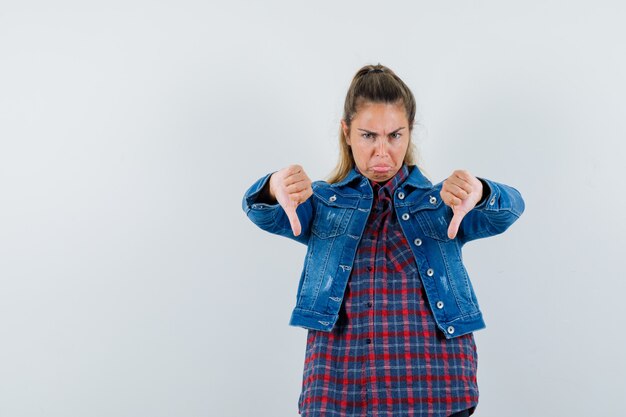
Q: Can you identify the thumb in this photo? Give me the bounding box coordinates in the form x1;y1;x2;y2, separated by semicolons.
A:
284;199;302;236
447;208;466;239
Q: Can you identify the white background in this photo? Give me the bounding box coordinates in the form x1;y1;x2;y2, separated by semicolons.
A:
1;1;625;416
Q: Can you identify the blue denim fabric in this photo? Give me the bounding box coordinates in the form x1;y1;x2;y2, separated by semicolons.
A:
242;165;525;338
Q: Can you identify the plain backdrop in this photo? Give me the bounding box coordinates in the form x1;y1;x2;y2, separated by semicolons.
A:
1;1;625;416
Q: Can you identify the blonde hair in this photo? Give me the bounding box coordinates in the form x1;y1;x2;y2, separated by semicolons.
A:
327;63;418;184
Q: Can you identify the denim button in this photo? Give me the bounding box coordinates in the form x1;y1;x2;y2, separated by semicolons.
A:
401;213;410;221
329;195;337;202
426;268;434;277
447;326;455;334
413;238;422;246
436;301;444;309
489;197;496;205
429;196;437;204
398;191;405;200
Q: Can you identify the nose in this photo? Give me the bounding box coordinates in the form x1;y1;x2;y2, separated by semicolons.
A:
376;139;389;157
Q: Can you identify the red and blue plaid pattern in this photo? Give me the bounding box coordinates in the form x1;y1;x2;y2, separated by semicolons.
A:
298;165;479;417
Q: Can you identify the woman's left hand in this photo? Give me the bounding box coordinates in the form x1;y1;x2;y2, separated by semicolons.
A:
440;170;483;239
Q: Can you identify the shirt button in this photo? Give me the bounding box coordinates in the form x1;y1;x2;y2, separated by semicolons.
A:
413;238;422;246
447;326;455;334
329;195;337;202
365;338;372;344
429;196;437;204
398;191;405;200
436;301;444;309
367;266;374;272
426;268;434;277
489;197;496;206
366;301;373;308
401;213;410;221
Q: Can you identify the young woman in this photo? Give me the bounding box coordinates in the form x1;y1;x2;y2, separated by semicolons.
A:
243;64;525;417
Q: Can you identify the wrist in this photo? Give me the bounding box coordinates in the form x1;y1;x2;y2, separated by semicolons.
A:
265;174;278;203
475;178;490;207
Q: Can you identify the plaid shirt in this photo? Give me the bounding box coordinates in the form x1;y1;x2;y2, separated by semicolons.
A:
298;165;479;417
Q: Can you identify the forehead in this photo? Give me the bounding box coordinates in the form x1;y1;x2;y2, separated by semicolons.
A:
352;101;408;129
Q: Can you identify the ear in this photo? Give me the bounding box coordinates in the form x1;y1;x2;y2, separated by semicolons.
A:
341;119;351;145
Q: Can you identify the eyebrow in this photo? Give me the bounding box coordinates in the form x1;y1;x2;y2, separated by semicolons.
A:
357;127;406;135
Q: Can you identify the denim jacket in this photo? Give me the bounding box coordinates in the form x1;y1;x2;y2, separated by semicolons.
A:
242;165;525;338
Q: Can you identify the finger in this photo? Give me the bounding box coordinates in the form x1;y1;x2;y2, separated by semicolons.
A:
452;169;473;182
454;171;482;197
284;165;304;181
284;172;310;188
289;189;313;203
302;187;313;201
447;210;465;239
285;164;303;175
440;190;462;207
443;183;470;200
284;199;302;236
446;175;473;195
286;188;312;203
285;179;311;192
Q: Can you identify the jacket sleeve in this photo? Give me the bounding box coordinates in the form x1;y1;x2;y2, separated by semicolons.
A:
242;173;313;245
457;178;525;245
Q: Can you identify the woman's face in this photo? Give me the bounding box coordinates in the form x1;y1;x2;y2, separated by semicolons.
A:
342;101;410;183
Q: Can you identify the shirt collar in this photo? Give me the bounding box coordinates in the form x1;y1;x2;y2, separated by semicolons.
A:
371;164;409;196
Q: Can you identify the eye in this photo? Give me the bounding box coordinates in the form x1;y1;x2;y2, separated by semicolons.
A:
390;132;402;140
361;132;374;140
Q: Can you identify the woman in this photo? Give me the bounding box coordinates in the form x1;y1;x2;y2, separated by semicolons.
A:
242;64;525;417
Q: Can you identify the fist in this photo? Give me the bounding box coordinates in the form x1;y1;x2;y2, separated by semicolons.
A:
269;164;313;236
440;170;483;239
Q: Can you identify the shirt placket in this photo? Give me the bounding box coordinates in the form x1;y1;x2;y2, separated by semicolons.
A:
364;185;394;416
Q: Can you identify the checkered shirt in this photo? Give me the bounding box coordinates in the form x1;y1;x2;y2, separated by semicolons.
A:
298;165;479;417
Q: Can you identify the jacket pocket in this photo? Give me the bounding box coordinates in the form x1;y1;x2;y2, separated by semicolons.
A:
416;210;453;242
311;191;357;239
410;194;453;242
312;204;353;239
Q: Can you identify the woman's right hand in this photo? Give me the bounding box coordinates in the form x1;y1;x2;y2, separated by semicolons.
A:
269;164;313;236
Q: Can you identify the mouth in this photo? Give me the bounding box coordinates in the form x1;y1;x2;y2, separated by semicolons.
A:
371;165;392;173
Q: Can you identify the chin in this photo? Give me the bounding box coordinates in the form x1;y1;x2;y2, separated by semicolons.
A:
370;171;396;182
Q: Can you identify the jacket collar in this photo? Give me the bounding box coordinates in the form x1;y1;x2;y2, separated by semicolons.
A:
331;164;433;190
330;168;363;188
403;165;433;190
